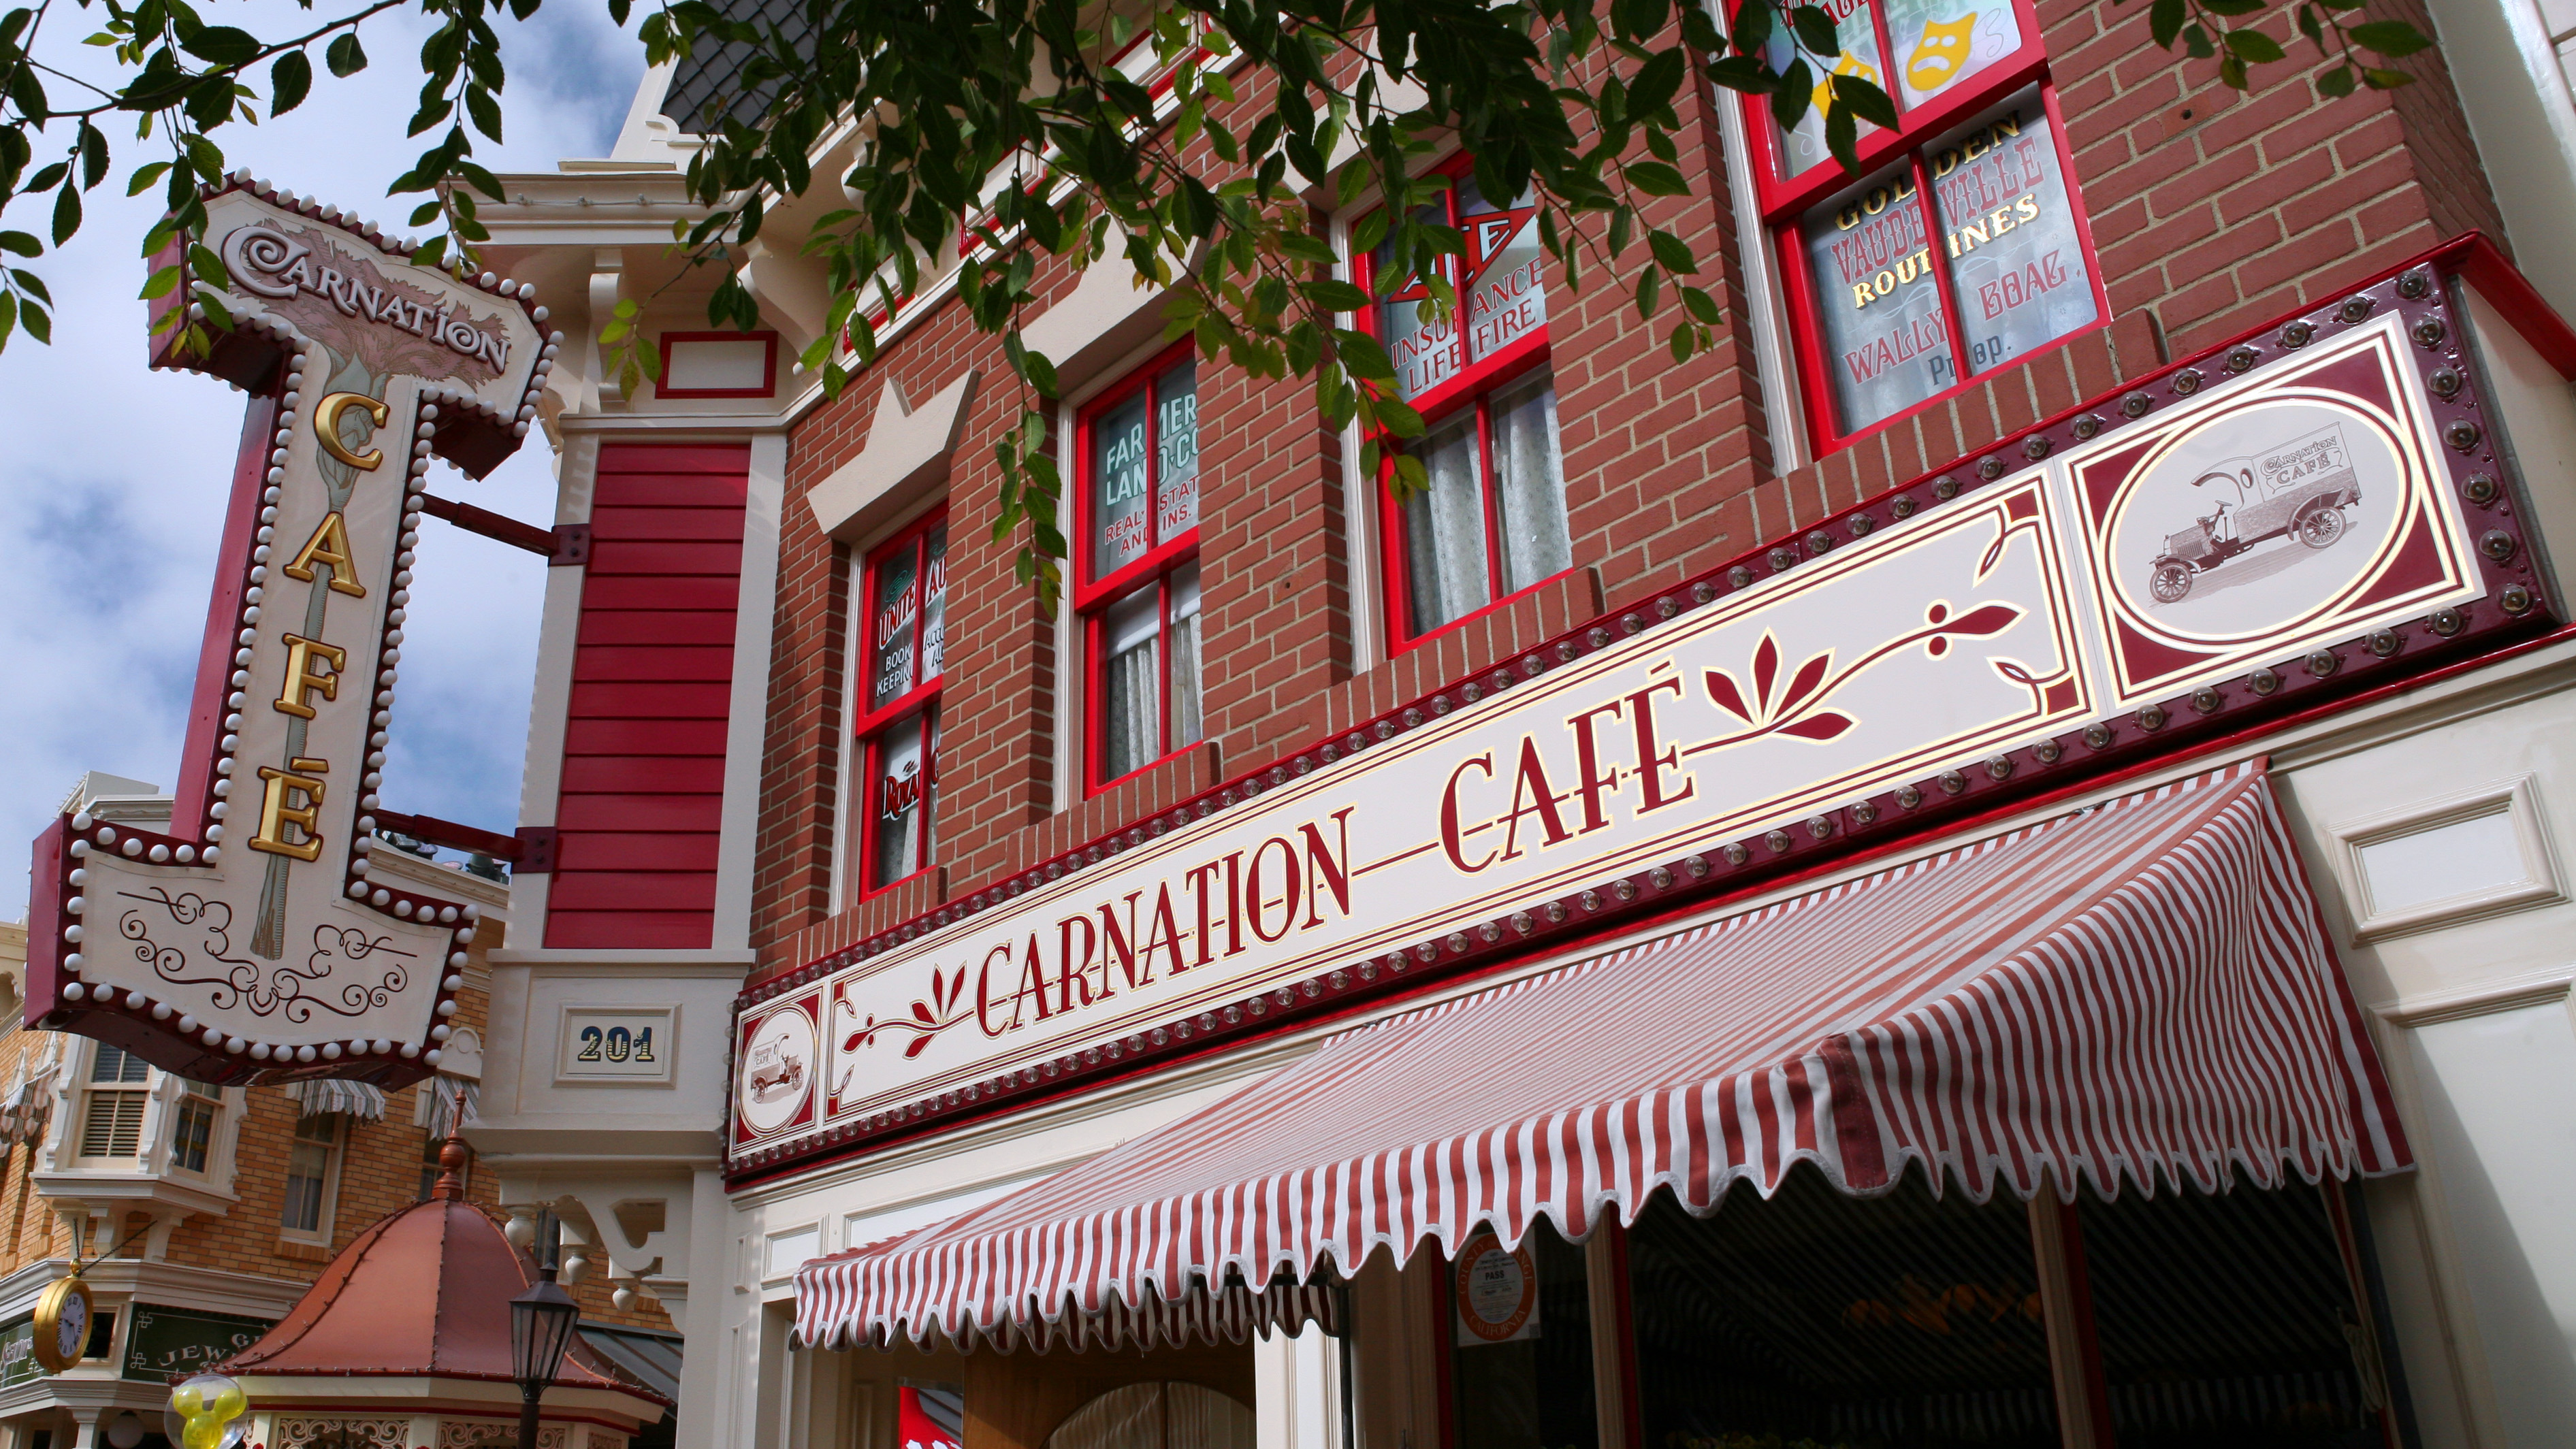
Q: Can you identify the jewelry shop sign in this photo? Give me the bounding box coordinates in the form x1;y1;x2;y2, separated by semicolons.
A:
23;179;555;1086
734;292;2541;1165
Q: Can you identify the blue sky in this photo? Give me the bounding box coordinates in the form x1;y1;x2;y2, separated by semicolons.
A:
0;1;644;915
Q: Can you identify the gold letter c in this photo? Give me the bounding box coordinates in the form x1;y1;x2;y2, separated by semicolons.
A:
313;391;391;470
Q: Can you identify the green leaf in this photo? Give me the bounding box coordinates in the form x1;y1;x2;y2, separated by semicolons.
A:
466;85;503;143
1300;278;1371;311
20;299;48;344
1628;50;1686;116
1635;265;1660;318
2184;23;2218;59
1680;285;1723;324
1625;160;1689;196
2223;28;2285;61
1788;5;1839;57
140;263;180;299
1771;59;1814;131
2362;67;2415;87
180;25;259;65
50;184;78;247
2317;64;2357;97
2150;0;2186;42
0;231;36;259
326;31;366;78
2350;20;2431;54
0;291;14;350
78;125;106;191
1671;321;1693;364
1832;73;1900;130
1824;100;1858;174
126;160;173;196
1647;229;1698;274
270;49;311;116
1334;327;1395;381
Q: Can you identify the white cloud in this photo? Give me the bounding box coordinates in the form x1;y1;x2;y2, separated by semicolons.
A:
0;1;643;913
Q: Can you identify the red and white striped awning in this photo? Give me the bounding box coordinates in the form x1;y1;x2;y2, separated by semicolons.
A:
795;761;2410;1351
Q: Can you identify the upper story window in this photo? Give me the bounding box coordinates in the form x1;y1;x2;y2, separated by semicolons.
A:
853;510;949;896
169;1079;220;1174
1353;157;1573;648
1750;0;2104;448
281;1111;343;1240
1077;345;1203;792
76;1045;148;1162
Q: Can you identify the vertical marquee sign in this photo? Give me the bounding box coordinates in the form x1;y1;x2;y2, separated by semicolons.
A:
21;178;556;1086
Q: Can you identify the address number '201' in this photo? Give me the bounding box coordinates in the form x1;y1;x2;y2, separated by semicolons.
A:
577;1026;656;1062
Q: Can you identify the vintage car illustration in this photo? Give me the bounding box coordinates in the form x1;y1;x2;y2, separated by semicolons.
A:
2147;423;2362;604
746;1036;807;1100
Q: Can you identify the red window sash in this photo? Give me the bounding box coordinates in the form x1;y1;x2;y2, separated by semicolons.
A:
1351;154;1571;653
1740;0;2051;218
852;509;948;900
1754;18;2108;452
855;707;937;898
1077;342;1203;794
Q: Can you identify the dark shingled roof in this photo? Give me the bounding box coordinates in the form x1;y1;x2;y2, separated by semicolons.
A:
659;0;814;133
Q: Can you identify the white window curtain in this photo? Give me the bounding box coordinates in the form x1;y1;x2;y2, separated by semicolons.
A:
1404;413;1493;633
1490;375;1571;593
1167;563;1203;753
1101;582;1162;781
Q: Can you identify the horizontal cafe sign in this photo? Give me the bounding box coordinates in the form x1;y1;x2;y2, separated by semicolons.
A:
730;252;2559;1171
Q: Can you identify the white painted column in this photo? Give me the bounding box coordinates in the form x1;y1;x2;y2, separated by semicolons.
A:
1255;1322;1343;1449
674;1165;737;1449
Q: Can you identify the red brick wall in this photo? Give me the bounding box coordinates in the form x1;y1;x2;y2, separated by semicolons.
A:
747;19;2504;981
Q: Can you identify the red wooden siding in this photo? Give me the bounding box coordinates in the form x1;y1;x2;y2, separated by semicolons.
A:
546;443;752;949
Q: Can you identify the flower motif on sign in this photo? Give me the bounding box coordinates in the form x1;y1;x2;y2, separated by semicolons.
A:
1692;602;2027;755
841;964;973;1062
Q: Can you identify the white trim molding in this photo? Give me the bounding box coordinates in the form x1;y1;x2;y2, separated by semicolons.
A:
805;372;980;544
2323;775;2567;944
2374;967;2575;1030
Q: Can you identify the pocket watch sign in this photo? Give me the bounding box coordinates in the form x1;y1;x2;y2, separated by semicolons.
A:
20;178;557;1087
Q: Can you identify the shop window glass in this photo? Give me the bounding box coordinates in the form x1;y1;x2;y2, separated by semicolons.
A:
1750;0;2102;448
1625;1165;2061;1449
1079;348;1203;791
170;1079;219;1173
852;510;947;894
281;1113;340;1237
1445;1219;1597;1449
1043;1382;1251;1449
2078;1179;2404;1447
1357;159;1572;647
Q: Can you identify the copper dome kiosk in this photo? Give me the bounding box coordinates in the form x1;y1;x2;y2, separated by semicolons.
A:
212;1141;667;1449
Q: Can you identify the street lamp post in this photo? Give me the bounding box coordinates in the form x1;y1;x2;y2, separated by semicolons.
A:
509;1210;581;1449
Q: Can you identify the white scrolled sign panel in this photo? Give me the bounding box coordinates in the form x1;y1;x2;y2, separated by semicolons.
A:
22;180;559;1086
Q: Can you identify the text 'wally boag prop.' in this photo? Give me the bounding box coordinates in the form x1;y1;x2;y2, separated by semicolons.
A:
22;177;560;1086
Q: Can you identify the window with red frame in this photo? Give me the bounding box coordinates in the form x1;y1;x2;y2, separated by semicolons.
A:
852;511;947;894
1078;346;1203;792
1355;159;1572;647
1750;0;2105;447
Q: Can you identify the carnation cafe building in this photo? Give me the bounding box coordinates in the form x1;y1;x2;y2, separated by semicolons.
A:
444;14;2576;1449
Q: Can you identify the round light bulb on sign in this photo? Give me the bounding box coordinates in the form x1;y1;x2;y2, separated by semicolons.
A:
106;1412;146;1449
